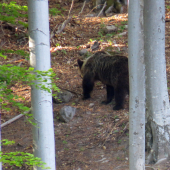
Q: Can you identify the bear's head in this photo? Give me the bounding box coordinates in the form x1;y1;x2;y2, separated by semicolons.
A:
77;59;85;77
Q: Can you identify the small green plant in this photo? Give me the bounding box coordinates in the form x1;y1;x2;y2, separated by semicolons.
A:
49;8;62;16
62;140;67;144
1;140;49;169
121;21;128;25
97;19;106;39
166;5;170;9
55;43;61;47
61;49;67;54
114;115;119;119
118;25;125;33
106;32;116;39
64;148;69;151
2;139;15;146
118;140;122;144
80;147;85;151
100;18;105;29
98;31;104;38
114;130;119;133
96;82;101;85
122;123;125;128
1;152;50;169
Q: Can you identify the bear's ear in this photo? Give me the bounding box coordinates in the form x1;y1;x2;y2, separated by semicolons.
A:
77;59;84;69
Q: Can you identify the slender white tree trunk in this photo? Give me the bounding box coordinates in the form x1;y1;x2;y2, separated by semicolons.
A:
144;0;170;164
28;0;56;169
128;0;145;169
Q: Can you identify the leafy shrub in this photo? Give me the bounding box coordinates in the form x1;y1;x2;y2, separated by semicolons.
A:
0;1;28;27
1;140;50;169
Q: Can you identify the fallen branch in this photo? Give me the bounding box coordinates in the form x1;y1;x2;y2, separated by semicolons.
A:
85;5;100;17
50;24;59;39
56;16;72;34
114;31;127;38
1;109;31;128
79;0;86;15
57;86;82;97
97;1;107;17
68;0;74;18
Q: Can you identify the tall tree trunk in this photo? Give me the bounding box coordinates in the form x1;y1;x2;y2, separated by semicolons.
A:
144;0;170;164
128;0;145;169
28;0;56;169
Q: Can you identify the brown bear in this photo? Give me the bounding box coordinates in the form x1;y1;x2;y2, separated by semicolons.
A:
77;51;129;110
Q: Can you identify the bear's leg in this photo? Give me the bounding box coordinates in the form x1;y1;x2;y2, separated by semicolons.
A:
102;85;114;104
113;87;126;110
82;74;94;100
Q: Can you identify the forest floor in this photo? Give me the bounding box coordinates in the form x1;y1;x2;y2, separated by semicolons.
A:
1;0;170;169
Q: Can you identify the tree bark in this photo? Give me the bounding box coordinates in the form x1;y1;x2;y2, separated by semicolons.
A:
144;0;170;164
28;0;56;169
128;0;145;169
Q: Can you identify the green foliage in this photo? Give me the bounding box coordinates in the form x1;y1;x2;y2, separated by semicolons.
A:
61;49;67;54
166;5;170;9
0;49;29;58
49;8;62;16
1;152;50;169
0;140;50;169
56;43;61;47
62;140;67;144
2;139;15;146
118;25;125;33
0;49;59;123
117;139;121;144
0;64;58;106
0;1;28;27
49;4;66;16
0;49;59;167
121;21;128;25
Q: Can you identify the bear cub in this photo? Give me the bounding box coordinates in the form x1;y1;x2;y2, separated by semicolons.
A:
77;51;129;110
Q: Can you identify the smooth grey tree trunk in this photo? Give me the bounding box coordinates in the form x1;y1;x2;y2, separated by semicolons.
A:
28;0;56;169
128;0;145;169
144;0;170;164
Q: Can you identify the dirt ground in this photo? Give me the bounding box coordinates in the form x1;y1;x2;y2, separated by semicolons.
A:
1;0;170;169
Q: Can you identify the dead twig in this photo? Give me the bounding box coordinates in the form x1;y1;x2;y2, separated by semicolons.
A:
114;31;127;38
85;4;101;17
50;24;59;38
97;1;107;17
114;165;128;170
79;0;86;16
0;41;6;49
57;86;82;97
68;0;74;18
56;16;72;34
1;109;31;128
54;0;75;35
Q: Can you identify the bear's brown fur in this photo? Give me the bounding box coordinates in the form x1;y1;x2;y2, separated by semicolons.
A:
77;51;129;110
